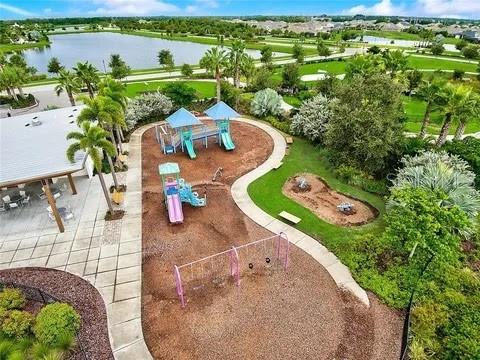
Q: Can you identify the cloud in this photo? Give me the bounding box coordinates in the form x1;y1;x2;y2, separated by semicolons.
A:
416;0;480;18
0;3;36;17
343;0;480;18
89;0;179;16
343;0;406;16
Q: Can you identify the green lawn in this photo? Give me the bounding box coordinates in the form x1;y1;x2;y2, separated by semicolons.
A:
125;80;215;98
298;61;347;76
0;40;50;53
407;55;478;73
282;95;302;107
403;95;480;134
248;136;385;252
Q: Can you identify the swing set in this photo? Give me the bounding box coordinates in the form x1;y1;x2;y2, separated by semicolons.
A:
173;232;289;308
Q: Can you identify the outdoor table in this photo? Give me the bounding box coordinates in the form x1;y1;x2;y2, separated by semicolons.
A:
9;194;22;204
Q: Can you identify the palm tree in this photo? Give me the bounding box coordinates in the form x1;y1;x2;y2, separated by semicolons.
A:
435;84;472;147
392;151;480;218
228;40;248;88
417;79;443;138
73;61;100;98
0;65;20;100
98;77;128;142
240;55;256;85
383;50;409;78
66;122;116;213
77;95;126;189
200;47;228;102
55;69;81;106
453;91;480;140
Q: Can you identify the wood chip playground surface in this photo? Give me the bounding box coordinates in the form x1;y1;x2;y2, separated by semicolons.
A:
141;121;403;359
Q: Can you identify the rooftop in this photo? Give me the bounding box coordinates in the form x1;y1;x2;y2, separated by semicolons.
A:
205;101;240;120
0;106;87;187
166;108;203;129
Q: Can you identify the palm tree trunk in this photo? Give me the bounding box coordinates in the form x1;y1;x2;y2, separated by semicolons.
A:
454;121;466;140
107;155;119;190
419;102;432;138
10;88;18;101
87;83;94;98
435;115;452;147
6;88;12;97
98;171;114;213
109;128;120;155
215;70;221;103
234;68;240;88
67;89;76;106
17;87;24;97
117;125;125;143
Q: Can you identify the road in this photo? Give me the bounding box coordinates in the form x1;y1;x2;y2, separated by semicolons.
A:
22;47;366;94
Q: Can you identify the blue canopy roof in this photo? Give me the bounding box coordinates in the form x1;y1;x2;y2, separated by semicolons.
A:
205;101;240;120
166;108;203;129
158;162;180;175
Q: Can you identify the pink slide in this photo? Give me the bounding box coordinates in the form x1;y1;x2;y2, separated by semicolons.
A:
167;193;184;223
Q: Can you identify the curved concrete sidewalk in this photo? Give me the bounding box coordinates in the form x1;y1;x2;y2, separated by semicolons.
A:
231;117;370;307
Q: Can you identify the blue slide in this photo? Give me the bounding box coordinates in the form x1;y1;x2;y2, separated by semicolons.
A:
184;139;196;159
221;132;235;151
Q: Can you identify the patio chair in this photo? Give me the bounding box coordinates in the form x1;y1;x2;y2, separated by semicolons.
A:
2;195;11;203
20;196;30;206
0;203;6;212
19;190;26;197
8;202;19;210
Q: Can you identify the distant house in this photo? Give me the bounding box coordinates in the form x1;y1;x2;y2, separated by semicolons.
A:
462;30;480;42
27;30;41;41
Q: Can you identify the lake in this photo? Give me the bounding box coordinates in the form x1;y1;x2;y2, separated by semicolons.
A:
23;32;263;73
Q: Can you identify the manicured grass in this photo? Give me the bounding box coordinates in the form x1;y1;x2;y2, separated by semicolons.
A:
407;55;478;72
120;30;305;55
282;95;302;108
125;80;215;98
248;136;385;254
298;60;347;76
0;40;50;53
403;95;480;134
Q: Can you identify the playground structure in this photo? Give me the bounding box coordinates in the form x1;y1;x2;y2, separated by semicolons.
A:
158;162;206;224
173;232;289;308
156;102;239;159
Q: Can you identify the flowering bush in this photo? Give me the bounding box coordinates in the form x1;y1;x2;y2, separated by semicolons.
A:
125;92;173;129
290;94;332;143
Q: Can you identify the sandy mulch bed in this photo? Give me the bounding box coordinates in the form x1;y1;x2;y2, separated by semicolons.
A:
141;121;402;359
283;174;378;226
0;268;113;360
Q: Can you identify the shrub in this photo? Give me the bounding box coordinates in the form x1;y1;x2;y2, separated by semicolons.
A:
1;310;34;339
392;151;480;218
290;94;332;143
325;74;405;176
334;165;388;195
430;43;444;56
250;88;282;117
161;82;197;108
180;63;193;78
220;80;241;108
452;69;465;80
442;137;480;189
263;116;292;134
125;92;173;129
34;303;80;347
461;45;479;59
0;289;26;310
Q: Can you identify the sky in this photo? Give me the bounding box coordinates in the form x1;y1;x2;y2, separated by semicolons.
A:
1;0;479;20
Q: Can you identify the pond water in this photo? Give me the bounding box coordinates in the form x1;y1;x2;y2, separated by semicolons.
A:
23;32;263;73
350;35;458;52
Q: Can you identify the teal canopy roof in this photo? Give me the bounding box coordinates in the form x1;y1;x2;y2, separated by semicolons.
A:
205;101;239;120
158;162;180;175
166;108;202;129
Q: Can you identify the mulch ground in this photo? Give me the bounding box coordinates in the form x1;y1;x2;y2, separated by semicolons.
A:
283;173;378;226
141;120;403;359
0;267;113;360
